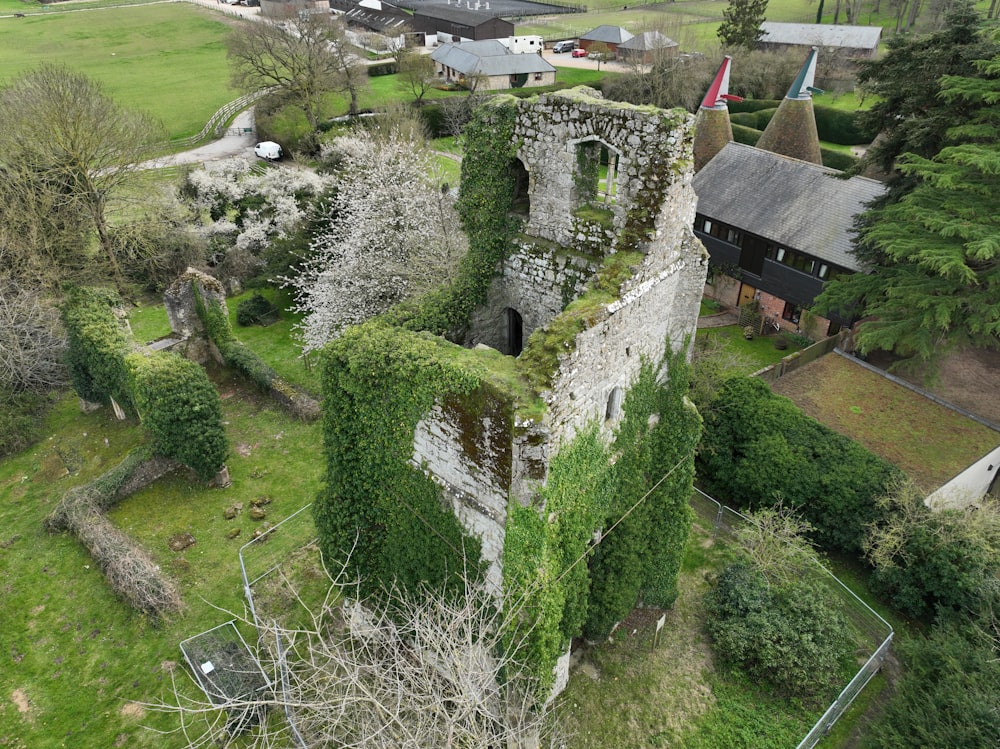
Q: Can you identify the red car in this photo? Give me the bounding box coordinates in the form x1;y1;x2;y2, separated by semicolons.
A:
571;48;587;58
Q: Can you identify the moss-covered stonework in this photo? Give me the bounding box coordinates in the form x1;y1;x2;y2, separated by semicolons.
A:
315;89;708;700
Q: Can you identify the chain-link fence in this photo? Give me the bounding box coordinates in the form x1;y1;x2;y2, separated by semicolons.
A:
692;489;894;749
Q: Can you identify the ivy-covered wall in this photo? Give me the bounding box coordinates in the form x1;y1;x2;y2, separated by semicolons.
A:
61;286;228;480
313;89;707;699
504;351;700;696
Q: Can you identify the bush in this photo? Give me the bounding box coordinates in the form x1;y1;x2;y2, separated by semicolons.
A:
60;286;135;413
366;61;396;76
812;105;868;145
864;482;1000;622
418;103;448;138
0;390;50;458
127;352;228;481
697;377;903;554
236;292;279;327
704;561;853;702
866;623;1000;749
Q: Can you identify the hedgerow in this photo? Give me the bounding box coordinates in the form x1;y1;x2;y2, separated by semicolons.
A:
697;377;902;554
127;352;228;481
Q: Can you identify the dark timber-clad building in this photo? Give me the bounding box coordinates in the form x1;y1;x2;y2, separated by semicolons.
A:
693;142;884;336
411;4;513;42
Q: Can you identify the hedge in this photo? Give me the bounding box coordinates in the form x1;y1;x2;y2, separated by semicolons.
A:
697;377;902;554
61;286;135;413
127;352;228;481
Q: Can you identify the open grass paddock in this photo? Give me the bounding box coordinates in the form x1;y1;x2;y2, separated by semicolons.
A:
0;2;239;138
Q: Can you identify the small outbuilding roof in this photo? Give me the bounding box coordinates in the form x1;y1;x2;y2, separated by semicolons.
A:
431;40;557;76
759;22;882;51
693;142;885;270
580;25;634;44
618;30;678;51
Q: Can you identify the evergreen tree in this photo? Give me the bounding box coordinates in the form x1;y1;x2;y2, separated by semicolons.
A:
855;1;998;180
717;0;768;50
816;27;1000;365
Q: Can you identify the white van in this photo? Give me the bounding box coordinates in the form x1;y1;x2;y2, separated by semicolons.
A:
253;141;282;161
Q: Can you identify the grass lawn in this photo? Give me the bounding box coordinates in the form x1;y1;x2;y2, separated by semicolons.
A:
0;3;239;139
770;353;1000;492
0;375;323;748
696;324;808;372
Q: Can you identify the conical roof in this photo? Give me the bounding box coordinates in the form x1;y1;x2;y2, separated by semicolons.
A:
693;56;737;172
755;47;822;165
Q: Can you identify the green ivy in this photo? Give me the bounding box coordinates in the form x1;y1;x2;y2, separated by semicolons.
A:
126;352;228;481
586;349;699;637
504;347;701;692
389;98;522;337
195;288;278;391
61;286;135;413
316;322;503;597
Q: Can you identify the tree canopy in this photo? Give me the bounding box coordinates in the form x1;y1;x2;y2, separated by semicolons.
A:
816;21;1000;365
0;64;163;290
717;0;768;50
227;12;367;126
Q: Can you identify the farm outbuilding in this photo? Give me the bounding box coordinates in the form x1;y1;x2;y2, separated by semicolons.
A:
431;39;556;89
412;4;513;43
617;31;678;64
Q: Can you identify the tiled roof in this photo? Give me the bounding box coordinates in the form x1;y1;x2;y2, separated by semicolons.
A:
693;142;885;270
580;25;633;44
618;31;677;51
431;41;556;76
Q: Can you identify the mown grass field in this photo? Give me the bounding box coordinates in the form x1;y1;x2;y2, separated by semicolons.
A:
0;3;239;138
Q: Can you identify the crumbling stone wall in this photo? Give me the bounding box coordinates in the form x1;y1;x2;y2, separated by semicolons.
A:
413;90;706;623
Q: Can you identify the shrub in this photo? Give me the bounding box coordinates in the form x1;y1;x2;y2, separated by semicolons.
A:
418;103;448;139
704;561;853;702
60;286;135;412
866;623;1000;749
127;352;228;481
236;292;279;327
812;105;868;145
0;390;49;458
697;377;903;554
864;481;1000;622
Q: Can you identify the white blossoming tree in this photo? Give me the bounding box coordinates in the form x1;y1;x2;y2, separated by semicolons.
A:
183;158;332;275
286;127;466;353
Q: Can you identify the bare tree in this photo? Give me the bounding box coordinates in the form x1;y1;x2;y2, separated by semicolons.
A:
149;562;561;748
0;280;68;395
0;65;164;290
228;11;367;126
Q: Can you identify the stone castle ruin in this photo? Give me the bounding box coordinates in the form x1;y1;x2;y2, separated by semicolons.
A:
396;89;708;693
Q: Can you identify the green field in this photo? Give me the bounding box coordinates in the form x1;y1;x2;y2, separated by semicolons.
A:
0;3;238;138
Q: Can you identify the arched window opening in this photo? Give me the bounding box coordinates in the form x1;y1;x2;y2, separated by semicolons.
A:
605;386;623;422
510;158;530;217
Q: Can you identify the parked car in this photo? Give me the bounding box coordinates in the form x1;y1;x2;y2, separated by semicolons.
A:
571;48;587;58
552;40;576;53
253;141;282;161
